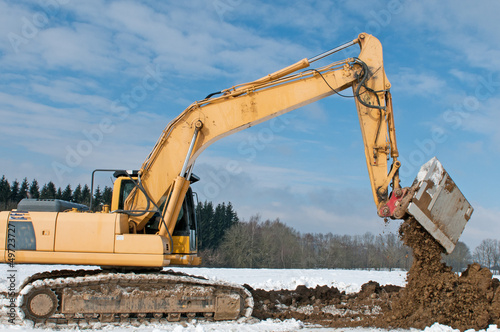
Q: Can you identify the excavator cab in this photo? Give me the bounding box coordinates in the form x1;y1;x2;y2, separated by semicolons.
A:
111;175;137;211
109;170;199;255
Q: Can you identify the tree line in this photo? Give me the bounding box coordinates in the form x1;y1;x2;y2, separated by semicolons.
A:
198;214;417;270
0;175;112;211
196;204;499;273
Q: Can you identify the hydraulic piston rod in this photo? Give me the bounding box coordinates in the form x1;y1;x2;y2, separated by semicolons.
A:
180;120;203;177
159;121;203;238
308;39;358;63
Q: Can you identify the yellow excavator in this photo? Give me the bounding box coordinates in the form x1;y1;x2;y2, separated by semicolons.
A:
1;33;473;325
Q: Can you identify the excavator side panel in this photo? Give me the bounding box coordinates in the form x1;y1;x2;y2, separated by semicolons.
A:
0;211;170;266
54;213;116;253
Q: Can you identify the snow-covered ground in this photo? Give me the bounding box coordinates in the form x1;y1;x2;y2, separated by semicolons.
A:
0;265;408;294
0;264;498;332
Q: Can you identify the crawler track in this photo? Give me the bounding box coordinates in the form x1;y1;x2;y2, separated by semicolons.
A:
16;269;253;327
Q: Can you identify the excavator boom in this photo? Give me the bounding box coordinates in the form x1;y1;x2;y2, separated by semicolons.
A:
126;33;398;236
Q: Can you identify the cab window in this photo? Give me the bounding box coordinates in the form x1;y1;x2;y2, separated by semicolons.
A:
118;180;136;210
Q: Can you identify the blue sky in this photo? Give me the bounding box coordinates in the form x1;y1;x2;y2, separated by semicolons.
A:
0;0;499;250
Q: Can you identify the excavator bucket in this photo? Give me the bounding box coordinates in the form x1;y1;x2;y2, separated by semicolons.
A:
407;157;474;254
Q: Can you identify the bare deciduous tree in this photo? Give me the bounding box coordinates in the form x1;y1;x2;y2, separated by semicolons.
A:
473;239;500;274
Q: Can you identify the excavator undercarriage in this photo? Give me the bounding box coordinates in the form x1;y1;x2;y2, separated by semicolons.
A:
18;269;252;326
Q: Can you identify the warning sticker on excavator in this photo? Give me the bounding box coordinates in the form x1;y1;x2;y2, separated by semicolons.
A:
8;211;31;222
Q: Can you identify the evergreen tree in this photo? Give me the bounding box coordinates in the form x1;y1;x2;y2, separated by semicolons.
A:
0;176;10;209
102;186;113;206
224;202;238;228
19;178;29;201
40;181;57;199
40;184;48;199
10;180;19;203
56;187;62;199
47;182;56;198
92;186;103;211
212;203;226;249
29;179;40;199
73;184;82;203
62;185;72;201
197;201;215;250
81;184;91;206
197;201;239;251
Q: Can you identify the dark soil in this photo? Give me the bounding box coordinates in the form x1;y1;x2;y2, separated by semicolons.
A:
247;217;500;331
246;281;402;328
388;218;500;331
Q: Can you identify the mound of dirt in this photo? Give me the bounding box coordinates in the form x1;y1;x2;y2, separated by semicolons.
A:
247;217;500;331
246;281;401;327
386;217;500;331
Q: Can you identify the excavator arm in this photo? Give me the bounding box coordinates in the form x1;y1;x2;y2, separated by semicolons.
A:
125;33;400;236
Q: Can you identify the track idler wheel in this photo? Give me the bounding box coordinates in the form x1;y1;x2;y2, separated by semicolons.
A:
23;289;58;322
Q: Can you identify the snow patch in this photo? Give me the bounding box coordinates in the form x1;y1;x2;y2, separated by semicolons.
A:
424;322;460;332
295;304;314;315
415;157;444;186
423;323;500;332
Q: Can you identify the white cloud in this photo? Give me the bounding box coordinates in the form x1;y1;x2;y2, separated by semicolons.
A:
391;67;447;96
36;24;117;73
397;1;500;71
31;81;114;112
448;69;480;84
459;97;500;151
